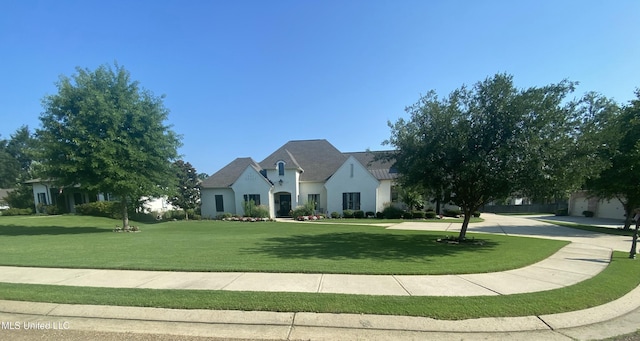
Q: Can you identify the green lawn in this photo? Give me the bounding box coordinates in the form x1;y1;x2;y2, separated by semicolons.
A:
0;215;566;275
1;215;638;320
541;220;638;237
0;252;636;320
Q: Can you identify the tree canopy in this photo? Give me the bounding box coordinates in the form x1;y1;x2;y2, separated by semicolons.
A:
386;74;601;240
586;90;640;229
169;160;201;220
37;63;181;227
0;138;19;189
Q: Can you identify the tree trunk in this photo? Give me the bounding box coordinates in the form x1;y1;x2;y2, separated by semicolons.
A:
121;197;129;229
458;208;472;241
623;203;633;230
185;209;189;221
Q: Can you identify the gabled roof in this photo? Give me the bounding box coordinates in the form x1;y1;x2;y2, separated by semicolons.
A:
345;151;398;180
200;157;262;188
204;140;398;188
259;139;347;182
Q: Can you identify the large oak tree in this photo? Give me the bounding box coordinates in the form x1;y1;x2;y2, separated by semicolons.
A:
37;63;181;228
386;74;600;240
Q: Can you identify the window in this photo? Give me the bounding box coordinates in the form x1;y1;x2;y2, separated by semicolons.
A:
277;161;285;176
308;194;320;210
37;192;47;205
215;195;224;212
391;186;399;203
342;192;360;210
243;194;261;205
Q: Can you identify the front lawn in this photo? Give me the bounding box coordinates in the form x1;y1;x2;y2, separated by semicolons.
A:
0;252;636;319
0;215;565;275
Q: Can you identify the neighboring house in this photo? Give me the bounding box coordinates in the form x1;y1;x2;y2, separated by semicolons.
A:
200;139;398;219
26;179;174;214
569;190;626;220
0;188;12;210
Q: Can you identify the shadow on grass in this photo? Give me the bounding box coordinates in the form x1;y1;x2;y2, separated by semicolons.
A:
244;232;498;260
0;225;112;236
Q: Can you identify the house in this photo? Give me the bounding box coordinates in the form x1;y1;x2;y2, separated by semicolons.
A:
0;188;12;210
26;179;174;214
568;190;626;219
200;139;398;218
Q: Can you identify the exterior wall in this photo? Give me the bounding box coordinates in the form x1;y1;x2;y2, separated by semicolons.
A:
32;183;51;206
201;188;235;218
231;166;274;217
569;192;589;216
267;167;300;210
376;180;393;213
324;156;380;215
299;182;327;213
569;191;626;219
141;196;174;213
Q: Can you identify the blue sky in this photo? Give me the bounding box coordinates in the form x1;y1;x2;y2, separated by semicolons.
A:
1;0;639;175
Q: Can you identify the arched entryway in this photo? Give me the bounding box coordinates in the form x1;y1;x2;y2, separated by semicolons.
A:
274;192;291;217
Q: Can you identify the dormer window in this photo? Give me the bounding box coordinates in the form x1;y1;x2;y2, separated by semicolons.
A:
277;161;285;176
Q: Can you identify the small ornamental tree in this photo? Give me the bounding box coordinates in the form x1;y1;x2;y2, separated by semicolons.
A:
37;63;181;229
169;160;201;220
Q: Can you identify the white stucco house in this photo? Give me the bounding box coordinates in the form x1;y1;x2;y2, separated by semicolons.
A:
26;179;174;214
200;139;398;219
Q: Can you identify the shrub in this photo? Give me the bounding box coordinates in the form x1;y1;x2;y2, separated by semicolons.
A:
129;211;159;223
365;211;375;218
217;212;233;220
330;211;340;219
403;211;413;219
556;208;568;216
292;204;314;218
376;211;384;219
473;211;482;218
37;204;60;215
75;201;122;219
163;210;185;220
412;211;426;219
582;210;594;218
342;210;354;218
353;210;365;219
443;208;462;217
425;211;437;219
382;205;403;219
251;205;270;218
1;208;33;216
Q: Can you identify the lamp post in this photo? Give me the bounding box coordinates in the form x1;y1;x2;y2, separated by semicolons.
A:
630;210;640;259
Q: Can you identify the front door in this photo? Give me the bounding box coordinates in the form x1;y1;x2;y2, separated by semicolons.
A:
278;194;291;217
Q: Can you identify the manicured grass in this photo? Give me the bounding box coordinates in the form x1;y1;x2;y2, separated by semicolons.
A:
322;217;484;224
0;215;566;275
0;252;636;320
542;220;638;237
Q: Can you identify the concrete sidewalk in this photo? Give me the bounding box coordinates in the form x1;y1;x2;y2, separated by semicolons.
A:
0;242;612;296
0;214;638;340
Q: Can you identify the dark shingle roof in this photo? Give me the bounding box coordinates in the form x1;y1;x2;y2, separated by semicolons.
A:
205;141;398;188
201;157;261;188
259;140;347;182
